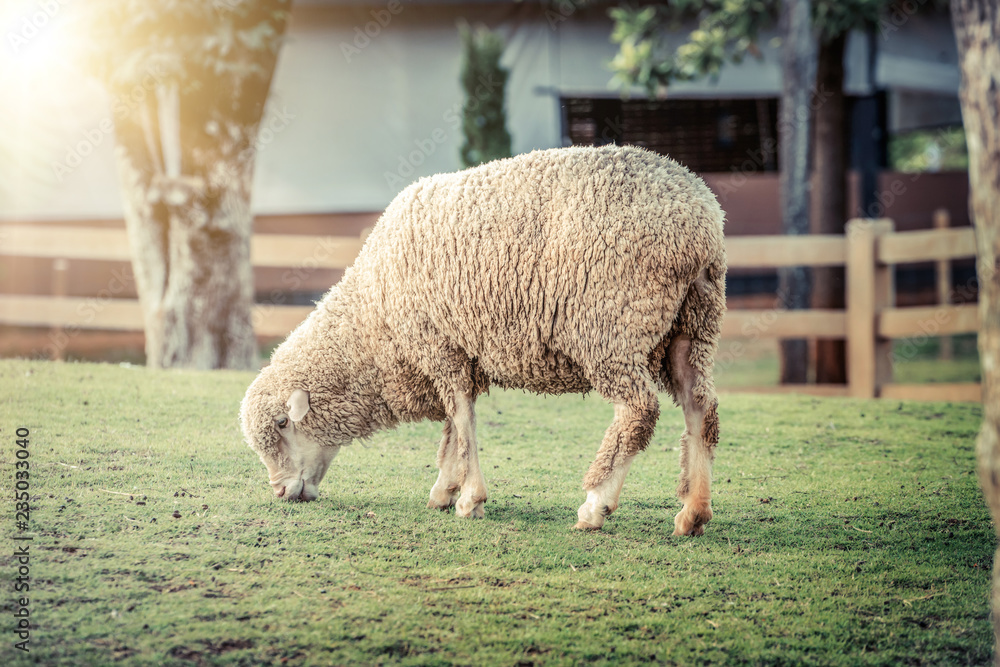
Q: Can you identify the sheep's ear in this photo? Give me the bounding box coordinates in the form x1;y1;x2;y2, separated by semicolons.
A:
287;389;310;423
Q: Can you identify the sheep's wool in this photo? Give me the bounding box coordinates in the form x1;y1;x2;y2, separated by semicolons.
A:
242;145;726;469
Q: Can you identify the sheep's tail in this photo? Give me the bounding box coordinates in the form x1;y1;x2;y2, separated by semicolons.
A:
698;211;728;344
686;253;725;403
706;243;727;292
703;201;728;289
658;241;726;406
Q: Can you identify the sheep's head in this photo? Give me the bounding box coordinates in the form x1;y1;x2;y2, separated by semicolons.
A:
240;369;342;502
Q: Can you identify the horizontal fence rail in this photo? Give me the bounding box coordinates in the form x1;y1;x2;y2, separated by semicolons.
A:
0;295;314;339
0;218;981;402
878;303;979;338
0;225;366;269
725;234;848;268
878;227;978;264
720;309;847;338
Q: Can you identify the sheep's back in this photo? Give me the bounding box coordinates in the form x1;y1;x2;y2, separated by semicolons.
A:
353;146;724;393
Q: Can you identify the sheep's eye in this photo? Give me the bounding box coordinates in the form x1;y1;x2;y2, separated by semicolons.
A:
276;417;289;429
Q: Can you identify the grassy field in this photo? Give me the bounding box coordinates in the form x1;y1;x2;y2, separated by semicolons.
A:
715;335;981;388
0;359;992;666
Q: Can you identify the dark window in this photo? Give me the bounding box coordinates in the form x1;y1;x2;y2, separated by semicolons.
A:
561;97;779;173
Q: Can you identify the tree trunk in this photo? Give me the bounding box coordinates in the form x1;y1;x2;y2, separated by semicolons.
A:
950;0;1000;661
778;0;817;384
104;6;288;370
115;154;257;369
114;96;260;369
811;33;848;384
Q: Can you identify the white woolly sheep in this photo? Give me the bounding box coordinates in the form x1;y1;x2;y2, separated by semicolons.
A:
240;144;726;536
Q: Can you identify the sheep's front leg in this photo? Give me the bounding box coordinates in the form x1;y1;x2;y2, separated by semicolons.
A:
428;419;461;510
429;394;487;518
451;393;487;518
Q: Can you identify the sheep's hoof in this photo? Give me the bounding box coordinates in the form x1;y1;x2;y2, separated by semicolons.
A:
427;499;454;511
673;524;705;537
575;500;610;530
427;486;459;511
455;498;486;519
673;503;712;537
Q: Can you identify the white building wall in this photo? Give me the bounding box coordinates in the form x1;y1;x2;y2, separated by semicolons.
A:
0;1;959;221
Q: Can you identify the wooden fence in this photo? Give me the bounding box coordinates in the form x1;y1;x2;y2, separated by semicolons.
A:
0;218;981;402
723;218;979;401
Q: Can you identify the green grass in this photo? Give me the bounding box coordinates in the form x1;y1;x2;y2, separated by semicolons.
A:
0;359;992;666
892;334;982;385
714;340;783;388
715;335;981;388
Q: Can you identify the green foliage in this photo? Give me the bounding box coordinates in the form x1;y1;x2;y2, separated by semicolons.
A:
0;359;992;665
84;0;291;91
890;126;970;172
812;0;885;41
609;0;773;93
608;0;897;95
459;23;513;168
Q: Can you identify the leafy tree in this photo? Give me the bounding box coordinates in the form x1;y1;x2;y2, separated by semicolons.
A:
85;0;291;369
950;0;1000;657
608;0;886;92
608;0;893;384
459;23;513;168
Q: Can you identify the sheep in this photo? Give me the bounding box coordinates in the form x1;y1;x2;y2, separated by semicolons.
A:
240;144;726;536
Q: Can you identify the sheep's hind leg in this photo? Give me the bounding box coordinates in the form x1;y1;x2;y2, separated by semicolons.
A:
428;419;461;511
575;373;659;530
450;392;488;519
669;335;719;537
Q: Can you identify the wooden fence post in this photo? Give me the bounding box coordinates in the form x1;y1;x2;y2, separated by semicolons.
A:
50;258;69;361
847;219;894;398
874;226;895;394
934;208;953;360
